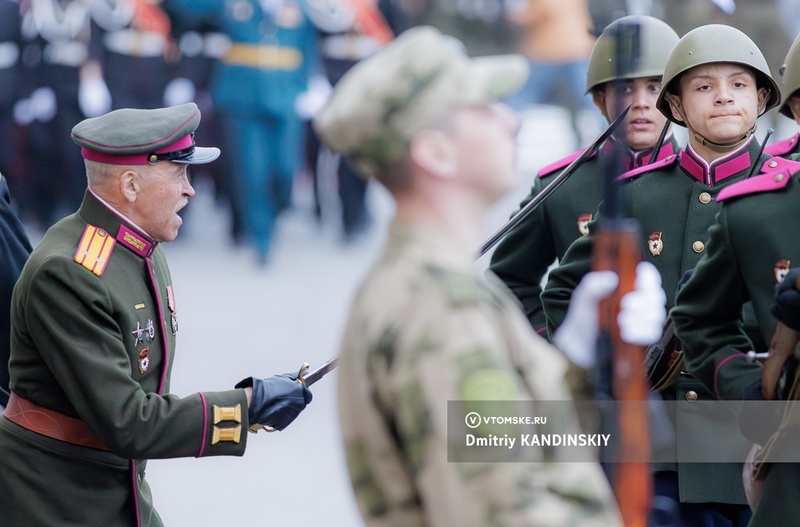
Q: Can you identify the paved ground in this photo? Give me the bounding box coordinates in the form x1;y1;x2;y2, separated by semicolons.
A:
138;105;576;526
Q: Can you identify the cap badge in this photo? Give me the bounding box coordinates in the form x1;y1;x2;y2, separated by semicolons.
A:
648;232;664;256
577;214;592;236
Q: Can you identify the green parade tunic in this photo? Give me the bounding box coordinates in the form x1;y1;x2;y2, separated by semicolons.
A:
671;147;800;527
0;191;249;527
541;137;795;505
489;138;678;337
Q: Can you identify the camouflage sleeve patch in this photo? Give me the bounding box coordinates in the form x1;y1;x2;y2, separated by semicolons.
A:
74;224;116;276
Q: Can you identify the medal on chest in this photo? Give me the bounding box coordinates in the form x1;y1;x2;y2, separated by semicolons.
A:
138;349;150;373
648;232;664;256
577;214;592;236
775;260;791;283
167;285;178;335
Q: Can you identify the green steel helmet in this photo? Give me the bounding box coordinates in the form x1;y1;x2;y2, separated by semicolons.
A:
586;15;680;94
778;32;800;118
656;24;781;125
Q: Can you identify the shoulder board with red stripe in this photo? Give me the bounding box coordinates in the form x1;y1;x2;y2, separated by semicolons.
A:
615;152;680;182
764;134;800;158
716;157;800;202
74;224;116;276
537;149;587;178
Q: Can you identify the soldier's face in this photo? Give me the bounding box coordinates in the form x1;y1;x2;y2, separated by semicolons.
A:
448;103;521;202
674;63;769;147
133;162;196;242
597;76;668;152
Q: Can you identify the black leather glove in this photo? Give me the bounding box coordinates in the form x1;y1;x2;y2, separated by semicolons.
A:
236;373;313;431
737;380;781;445
770;267;800;331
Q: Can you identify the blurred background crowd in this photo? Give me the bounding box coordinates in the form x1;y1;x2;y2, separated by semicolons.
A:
1;0;799;264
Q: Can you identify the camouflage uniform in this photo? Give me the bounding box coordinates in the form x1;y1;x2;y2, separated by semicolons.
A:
337;222;621;526
316;26;622;527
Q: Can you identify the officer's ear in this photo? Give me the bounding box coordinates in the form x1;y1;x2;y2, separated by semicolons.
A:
409;128;457;181
119;169;141;203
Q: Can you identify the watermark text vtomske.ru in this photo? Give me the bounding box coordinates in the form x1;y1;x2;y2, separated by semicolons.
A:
464;411;610;450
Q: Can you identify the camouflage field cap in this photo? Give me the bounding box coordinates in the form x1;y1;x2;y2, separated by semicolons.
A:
71;102;220;165
314;26;529;178
586;15;680;94
779;32;800;118
656;24;781;125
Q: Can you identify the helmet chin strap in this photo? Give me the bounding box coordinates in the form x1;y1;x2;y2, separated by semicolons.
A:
665;93;756;153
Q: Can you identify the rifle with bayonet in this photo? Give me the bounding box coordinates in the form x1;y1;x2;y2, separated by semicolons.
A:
591;21;651;527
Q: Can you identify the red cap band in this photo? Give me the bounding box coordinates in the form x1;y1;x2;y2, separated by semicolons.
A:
80;134;195;165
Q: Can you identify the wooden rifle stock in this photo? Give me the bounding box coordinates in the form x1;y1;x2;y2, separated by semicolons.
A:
592;21;650;527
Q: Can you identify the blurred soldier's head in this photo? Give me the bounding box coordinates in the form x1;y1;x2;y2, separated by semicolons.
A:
656;24;780;158
314;26;528;204
587;15;680;152
778;33;800;123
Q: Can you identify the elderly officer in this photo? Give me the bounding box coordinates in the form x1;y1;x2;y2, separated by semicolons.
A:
489;15;680;338
541;24;796;526
315;25;668;526
765;32;800;159
0;103;312;526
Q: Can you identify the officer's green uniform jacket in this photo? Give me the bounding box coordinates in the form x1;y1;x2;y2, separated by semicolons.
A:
541;137;792;504
489;138;678;337
338;222;622;526
0;191;248;527
671;152;800;527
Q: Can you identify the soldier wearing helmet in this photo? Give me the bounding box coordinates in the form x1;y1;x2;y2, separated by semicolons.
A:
490;16;678;336
544;24;800;526
490;15;680;338
764;33;800;158
671;29;800;527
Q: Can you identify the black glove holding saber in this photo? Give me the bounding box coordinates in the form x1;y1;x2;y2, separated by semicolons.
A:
236;364;314;432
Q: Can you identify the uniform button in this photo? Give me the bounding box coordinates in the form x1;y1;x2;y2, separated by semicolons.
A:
768;160;779;168
692;241;705;253
698;192;712;204
686;390;698;402
776;174;785;182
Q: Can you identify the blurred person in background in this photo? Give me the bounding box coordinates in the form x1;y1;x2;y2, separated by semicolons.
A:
0;171;32;411
504;0;604;148
165;0;319;266
0;0;25;182
764;33;800;158
14;0;105;232
304;0;409;243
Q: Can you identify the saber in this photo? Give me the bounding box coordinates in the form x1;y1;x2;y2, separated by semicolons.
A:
296;355;339;386
476;103;631;258
249;356;340;433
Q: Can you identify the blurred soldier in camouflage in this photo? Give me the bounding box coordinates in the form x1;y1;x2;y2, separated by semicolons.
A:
316;26;667;526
